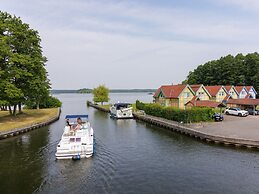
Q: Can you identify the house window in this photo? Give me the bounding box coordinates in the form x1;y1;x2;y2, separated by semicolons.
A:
219;92;224;96
241;91;246;95
198;92;204;99
229;91;234;96
184;92;190;98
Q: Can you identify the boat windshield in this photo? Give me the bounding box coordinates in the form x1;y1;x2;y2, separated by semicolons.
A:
114;103;131;110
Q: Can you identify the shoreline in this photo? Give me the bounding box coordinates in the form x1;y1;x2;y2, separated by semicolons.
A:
0;108;61;140
88;102;259;150
133;113;259;149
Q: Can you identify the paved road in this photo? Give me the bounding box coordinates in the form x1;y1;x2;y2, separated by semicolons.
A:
190;115;259;141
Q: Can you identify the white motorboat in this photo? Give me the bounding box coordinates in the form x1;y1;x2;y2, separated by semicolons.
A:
110;103;134;119
55;115;94;160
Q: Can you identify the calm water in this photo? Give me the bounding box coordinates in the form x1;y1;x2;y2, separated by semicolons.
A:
1;93;259;194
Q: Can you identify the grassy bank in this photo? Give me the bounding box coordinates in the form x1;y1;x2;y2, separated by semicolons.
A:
0;108;59;133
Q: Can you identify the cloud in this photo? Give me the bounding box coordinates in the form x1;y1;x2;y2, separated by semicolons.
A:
1;0;259;89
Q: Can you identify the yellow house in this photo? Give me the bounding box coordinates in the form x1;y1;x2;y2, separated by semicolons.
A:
224;86;239;99
153;84;195;109
204;86;228;102
190;84;211;100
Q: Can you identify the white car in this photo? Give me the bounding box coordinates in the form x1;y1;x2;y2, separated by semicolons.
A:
225;107;249;117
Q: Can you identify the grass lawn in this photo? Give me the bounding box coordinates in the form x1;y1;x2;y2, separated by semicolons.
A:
0;108;59;133
100;104;111;110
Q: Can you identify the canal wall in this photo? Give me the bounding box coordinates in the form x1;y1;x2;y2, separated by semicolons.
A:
87;101;110;113
87;101;259;150
0;108;61;140
133;112;259;149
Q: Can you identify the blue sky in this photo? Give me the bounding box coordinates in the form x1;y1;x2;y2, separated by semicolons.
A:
1;0;259;89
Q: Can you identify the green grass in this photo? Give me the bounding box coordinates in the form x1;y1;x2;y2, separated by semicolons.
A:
100;104;111;110
0;108;59;133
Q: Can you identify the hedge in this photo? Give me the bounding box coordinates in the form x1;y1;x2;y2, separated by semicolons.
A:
136;100;213;123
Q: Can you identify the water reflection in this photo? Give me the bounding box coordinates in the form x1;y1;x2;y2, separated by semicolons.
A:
1;93;259;194
0;126;50;194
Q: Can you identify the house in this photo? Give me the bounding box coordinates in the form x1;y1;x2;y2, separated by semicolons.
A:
245;86;257;99
204;86;228;102
153;84;195;109
190;84;211;100
235;86;248;99
185;98;225;108
226;98;259;111
224;86;239;99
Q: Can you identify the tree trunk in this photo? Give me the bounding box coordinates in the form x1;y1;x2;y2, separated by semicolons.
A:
37;102;40;110
8;105;12;115
13;104;17;116
18;102;22;114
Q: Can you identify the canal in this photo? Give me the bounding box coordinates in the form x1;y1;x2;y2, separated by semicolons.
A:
1;93;259;194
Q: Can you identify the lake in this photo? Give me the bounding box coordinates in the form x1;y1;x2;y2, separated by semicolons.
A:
0;93;259;194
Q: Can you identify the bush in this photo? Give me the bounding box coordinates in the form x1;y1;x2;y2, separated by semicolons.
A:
136;100;213;123
25;96;62;109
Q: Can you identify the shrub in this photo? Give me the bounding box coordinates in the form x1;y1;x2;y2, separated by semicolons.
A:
136;100;213;123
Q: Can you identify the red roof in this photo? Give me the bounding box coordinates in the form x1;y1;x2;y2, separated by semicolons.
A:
204;86;224;97
153;85;189;99
245;86;253;91
190;85;202;93
235;86;246;94
224;85;232;92
227;98;259;106
186;100;225;108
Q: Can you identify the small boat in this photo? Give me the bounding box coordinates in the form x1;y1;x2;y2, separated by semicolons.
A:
110;103;134;119
55;115;94;160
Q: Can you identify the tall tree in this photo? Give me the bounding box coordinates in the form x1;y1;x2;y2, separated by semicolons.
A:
93;85;110;105
0;11;50;115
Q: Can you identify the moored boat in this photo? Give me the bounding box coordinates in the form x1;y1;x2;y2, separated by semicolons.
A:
55;115;94;160
110;103;133;119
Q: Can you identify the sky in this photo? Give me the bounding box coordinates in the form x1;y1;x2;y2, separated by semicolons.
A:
1;0;259;89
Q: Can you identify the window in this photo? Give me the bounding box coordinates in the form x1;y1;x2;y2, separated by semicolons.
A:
219;92;225;96
198;92;204;99
184;92;190;98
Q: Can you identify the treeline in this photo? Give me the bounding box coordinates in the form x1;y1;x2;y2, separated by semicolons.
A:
184;53;259;93
51;88;156;94
136;100;213;123
0;11;61;115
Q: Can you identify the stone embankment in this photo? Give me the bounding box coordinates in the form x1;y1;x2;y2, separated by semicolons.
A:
133;112;259;149
0;108;61;140
87;101;259;150
87;101;110;113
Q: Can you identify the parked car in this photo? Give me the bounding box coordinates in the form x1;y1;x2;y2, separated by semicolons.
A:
245;108;259;115
225;107;249;117
212;112;224;122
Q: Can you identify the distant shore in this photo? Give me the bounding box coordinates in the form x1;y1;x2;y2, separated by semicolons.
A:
52;89;155;94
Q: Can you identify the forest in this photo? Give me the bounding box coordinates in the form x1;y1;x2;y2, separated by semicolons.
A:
184;53;259;94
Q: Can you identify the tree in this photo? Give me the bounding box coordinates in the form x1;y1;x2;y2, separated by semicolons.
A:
184;53;259;95
0;11;50;115
92;85;110;105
